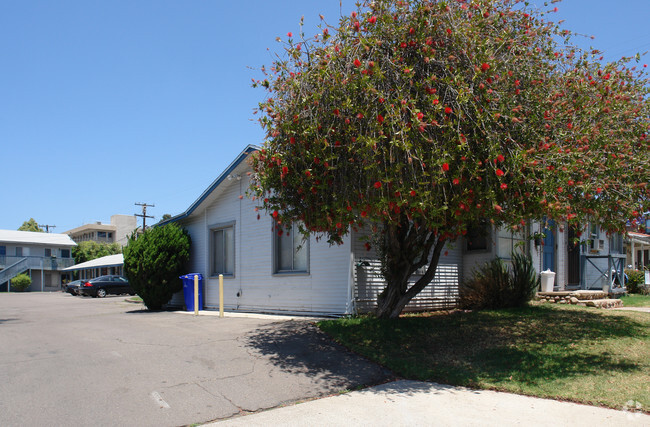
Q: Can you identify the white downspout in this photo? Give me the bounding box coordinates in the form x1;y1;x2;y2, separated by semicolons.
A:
346;235;355;315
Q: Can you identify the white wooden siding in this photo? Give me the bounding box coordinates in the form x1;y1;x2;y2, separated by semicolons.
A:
175;165;353;316
351;228;460;313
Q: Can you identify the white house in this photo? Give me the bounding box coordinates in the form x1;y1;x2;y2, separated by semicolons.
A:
163;146;624;315
0;230;77;291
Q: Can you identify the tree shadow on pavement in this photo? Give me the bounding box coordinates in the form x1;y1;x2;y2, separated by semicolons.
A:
243;320;394;391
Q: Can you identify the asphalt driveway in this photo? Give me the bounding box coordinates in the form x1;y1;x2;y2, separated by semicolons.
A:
0;293;391;426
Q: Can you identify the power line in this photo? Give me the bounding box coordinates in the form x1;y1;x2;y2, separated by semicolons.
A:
134;203;155;234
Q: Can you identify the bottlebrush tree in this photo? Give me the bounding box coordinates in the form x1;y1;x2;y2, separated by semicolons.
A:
250;0;650;318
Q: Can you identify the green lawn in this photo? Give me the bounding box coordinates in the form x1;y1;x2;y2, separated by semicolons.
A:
318;304;650;412
621;294;650;307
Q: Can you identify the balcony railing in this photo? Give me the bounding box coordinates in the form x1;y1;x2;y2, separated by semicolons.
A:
0;255;76;271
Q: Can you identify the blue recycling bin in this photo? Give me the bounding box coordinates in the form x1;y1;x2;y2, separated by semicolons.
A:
180;273;203;311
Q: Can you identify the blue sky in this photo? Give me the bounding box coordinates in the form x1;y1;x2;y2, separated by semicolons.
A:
1;0;649;232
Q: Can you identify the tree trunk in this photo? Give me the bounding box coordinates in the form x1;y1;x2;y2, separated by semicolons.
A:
375;218;447;319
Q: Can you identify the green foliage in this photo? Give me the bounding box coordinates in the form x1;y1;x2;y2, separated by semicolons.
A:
11;273;32;291
318;305;650;411
72;241;122;264
123;223;191;310
510;252;541;306
460;253;539;310
625;269;649;295
18;218;43;232
251;0;650;317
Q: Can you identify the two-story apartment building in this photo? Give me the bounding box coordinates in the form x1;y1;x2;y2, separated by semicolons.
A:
64;214;137;247
0;230;77;292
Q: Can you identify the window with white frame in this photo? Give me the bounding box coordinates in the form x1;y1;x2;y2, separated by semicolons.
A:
496;226;527;259
211;225;234;276
274;222;309;273
589;223;602;251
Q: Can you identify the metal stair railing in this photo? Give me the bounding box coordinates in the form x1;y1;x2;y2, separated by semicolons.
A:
0;258;29;285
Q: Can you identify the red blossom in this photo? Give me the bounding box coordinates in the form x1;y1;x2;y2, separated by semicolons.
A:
444;107;452;114
354;58;362;67
496;154;505;162
481;62;490;72
410;190;416;197
287;32;293;37
377;114;384;123
417;112;424;120
442;163;450;172
272;210;279;218
496;169;504;176
368;16;377;24
374;181;382;189
500;183;508;189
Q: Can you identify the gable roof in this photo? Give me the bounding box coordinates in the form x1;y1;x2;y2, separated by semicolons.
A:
159;145;260;226
0;230;77;247
62;254;123;271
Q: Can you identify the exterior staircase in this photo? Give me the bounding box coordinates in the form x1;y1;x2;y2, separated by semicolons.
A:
536;290;623;308
0;258;29;287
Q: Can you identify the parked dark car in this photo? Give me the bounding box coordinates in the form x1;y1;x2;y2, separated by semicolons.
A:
79;275;135;298
65;279;84;295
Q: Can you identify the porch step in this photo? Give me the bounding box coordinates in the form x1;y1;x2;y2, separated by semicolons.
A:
583;299;624;309
537;290;607;300
536;291;623;309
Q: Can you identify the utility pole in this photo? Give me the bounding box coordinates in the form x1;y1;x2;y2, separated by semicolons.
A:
39;224;56;233
135;203;155;235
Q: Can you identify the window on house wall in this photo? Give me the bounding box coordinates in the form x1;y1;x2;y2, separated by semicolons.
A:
274;222;309;273
211;225;235;276
589;223;602;251
609;234;623;254
496;226;527;259
61;249;70;258
465;222;490;252
0;246;5;256
44;248;52;257
98;232;107;238
16;247;23;257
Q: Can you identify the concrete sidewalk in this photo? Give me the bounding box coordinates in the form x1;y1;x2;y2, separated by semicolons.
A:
212;380;649;426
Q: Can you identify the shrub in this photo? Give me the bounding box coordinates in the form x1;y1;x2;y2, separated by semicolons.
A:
123;223;191;310
11;273;32;292
625;269;648;295
460;253;539;310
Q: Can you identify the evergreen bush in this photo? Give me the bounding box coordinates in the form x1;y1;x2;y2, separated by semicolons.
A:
625;269;648;295
123;223;191;310
11;273;32;292
460;253;539;310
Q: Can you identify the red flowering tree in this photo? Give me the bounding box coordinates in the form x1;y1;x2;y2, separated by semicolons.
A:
251;0;650;318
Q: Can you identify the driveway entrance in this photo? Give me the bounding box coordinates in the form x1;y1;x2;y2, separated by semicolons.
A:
0;293;391;426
